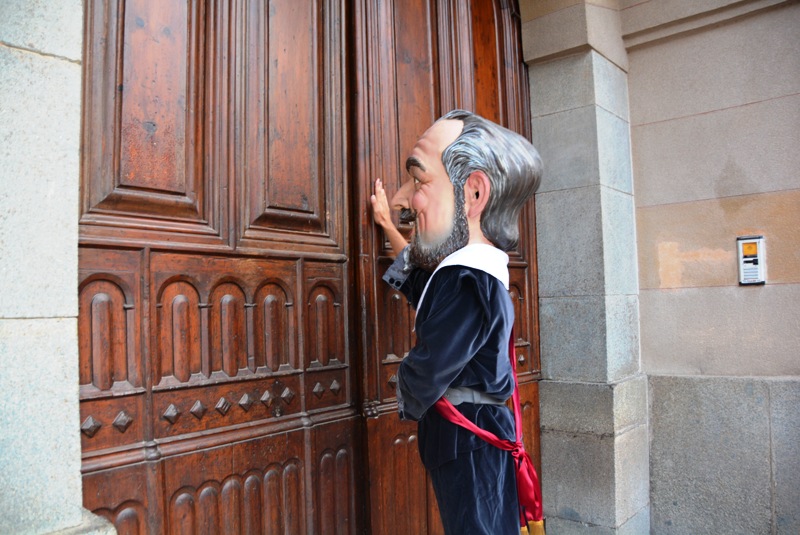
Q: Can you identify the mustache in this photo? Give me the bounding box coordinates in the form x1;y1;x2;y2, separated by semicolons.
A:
398;208;416;224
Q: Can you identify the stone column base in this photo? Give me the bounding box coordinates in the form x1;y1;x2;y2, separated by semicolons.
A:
48;510;115;535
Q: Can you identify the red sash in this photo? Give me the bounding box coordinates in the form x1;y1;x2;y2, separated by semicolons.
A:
433;331;544;530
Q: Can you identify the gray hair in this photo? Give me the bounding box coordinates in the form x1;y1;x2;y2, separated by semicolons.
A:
440;109;542;252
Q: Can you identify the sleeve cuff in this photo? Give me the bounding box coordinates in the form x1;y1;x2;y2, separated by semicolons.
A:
382;245;412;291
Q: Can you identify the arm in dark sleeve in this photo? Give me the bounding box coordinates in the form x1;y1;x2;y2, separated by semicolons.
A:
397;268;491;420
382;245;431;308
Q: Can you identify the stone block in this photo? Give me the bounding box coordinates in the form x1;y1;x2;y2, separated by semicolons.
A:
529;50;629;120
540;295;608;382
770;380;800;534
521;3;627;70
641;285;800;376
612;373;647;432
52;510;116;535
541;381;614;435
604;295;640;381
649;376;772;534
591;51;630;122
542;430;616;526
0;0;83;61
529;52;596;117
600;190;638;296
531;106;632;196
614;425;650;525
632;94;800;208
543;505;649;534
522;4;588;64
532;107;600;194
596;109;633;196
542;424;649;528
536;187;605;297
0;318;83;533
584;3;627;72
540;375;647;435
540;295;640;383
628;3;800;125
0;45;80;318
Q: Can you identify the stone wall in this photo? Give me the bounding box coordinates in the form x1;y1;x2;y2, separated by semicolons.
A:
625;1;800;532
0;1;113;533
521;0;799;533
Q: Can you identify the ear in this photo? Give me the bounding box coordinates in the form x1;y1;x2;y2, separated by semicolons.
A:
464;171;490;219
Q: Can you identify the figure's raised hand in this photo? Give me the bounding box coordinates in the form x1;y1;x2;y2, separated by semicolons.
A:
369;178;408;256
370;178;393;229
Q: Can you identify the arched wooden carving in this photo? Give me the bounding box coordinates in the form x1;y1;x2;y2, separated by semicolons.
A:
156;280;202;386
317;447;354;534
306;283;342;369
254;282;296;372
168;461;305;535
209;282;248;378
79;278;135;392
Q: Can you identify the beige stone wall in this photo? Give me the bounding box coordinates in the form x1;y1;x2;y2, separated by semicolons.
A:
626;1;800;376
521;0;799;532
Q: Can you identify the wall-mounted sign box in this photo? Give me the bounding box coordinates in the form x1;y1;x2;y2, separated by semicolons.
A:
737;235;766;285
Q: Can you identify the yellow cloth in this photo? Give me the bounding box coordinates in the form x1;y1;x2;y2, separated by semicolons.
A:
521;519;545;535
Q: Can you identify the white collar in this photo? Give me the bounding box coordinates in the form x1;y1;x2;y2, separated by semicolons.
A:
416;244;509;313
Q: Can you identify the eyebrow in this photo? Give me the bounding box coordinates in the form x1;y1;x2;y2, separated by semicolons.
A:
405;156;426;174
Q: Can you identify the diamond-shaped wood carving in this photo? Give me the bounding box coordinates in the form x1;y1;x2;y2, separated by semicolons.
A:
388;374;398;388
81;416;102;438
112;411;133;433
239;393;254;411
260;390;274;407
190;400;207;420
162;404;180;424
313;382;326;398
330;379;341;395
216;397;232;416
281;387;295;405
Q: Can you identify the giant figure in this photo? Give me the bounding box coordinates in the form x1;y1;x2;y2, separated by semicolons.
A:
371;109;543;534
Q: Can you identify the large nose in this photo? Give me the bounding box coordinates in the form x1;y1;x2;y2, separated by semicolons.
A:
391;178;414;210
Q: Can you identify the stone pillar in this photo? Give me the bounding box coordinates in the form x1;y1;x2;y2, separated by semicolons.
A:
519;2;650;532
0;1;113;533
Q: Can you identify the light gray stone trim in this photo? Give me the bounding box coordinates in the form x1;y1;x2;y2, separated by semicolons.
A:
0;2;111;534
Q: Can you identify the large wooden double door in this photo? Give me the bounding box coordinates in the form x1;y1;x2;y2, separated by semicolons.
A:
78;1;540;533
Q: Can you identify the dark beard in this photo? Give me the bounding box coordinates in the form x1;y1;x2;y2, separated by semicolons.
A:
409;193;469;272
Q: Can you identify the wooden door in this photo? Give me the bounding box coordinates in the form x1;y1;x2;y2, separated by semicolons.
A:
78;1;538;533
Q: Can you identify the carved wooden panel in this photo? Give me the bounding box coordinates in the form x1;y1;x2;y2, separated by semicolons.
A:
365;415;436;535
81;0;221;244
236;0;347;252
82;0;347;253
162;430;308;534
151;253;303;388
78;249;145;456
79;249;143;395
83;463;151;535
311;417;360;535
